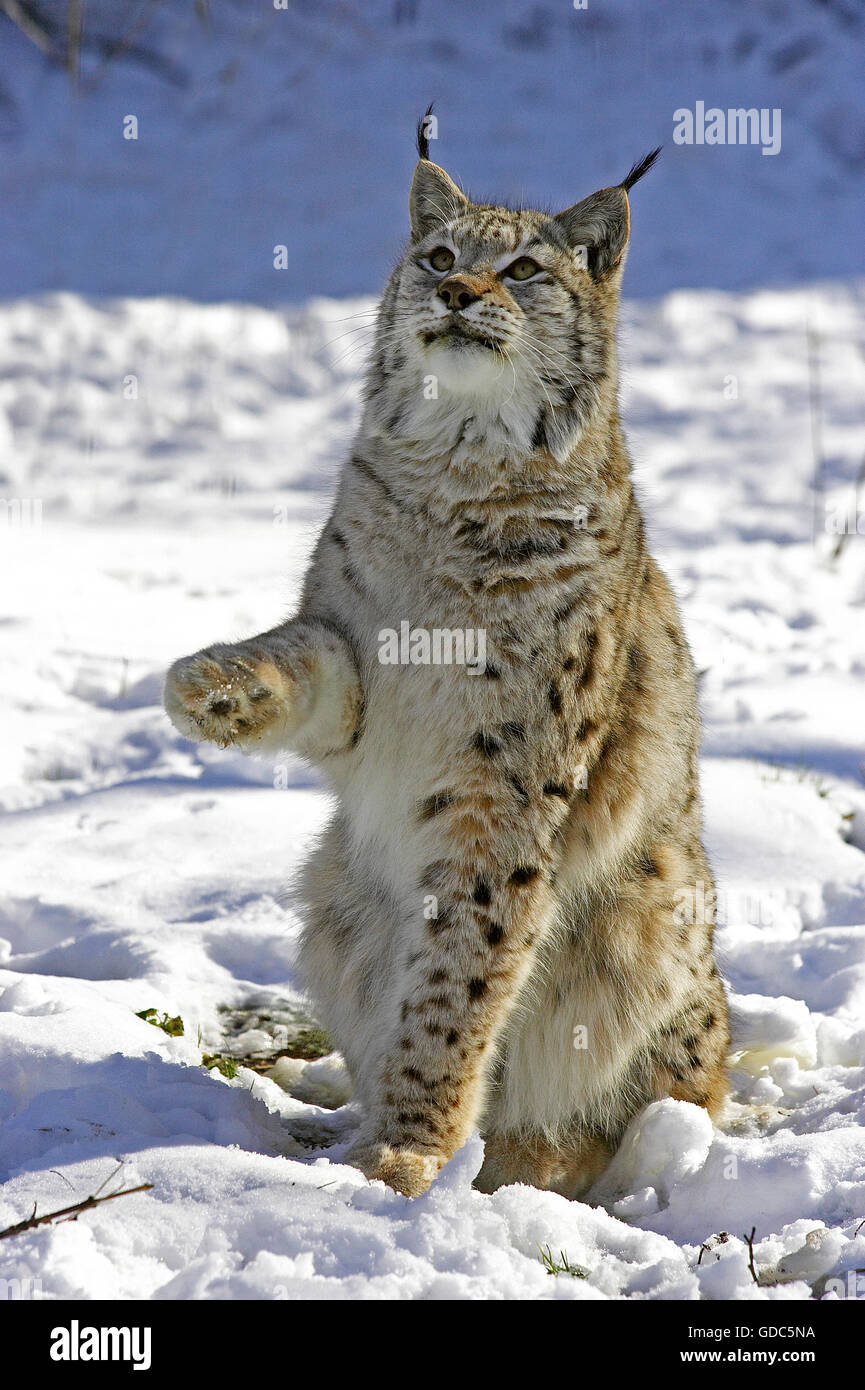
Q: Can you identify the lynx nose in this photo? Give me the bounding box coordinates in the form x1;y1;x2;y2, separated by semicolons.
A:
437;276;480;311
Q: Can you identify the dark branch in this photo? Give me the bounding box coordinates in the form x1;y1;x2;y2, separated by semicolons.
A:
0;1183;153;1240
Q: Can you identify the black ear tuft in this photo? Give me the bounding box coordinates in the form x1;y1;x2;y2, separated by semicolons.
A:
620;146;662;193
417;103;435;161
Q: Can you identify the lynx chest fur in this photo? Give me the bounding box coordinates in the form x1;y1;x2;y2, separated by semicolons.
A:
165;124;729;1199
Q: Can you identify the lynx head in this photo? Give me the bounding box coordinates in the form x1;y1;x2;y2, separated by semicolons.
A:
366;112;660;460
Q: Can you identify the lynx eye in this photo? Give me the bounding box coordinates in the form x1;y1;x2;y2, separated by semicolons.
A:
428;247;455;273
504;257;541;282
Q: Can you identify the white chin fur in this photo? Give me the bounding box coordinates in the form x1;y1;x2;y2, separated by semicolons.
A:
423;338;510;397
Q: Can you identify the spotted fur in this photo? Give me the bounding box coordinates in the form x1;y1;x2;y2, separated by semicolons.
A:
164;126;728;1200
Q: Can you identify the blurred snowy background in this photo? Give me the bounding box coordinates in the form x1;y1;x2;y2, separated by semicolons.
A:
0;0;864;300
0;0;864;1301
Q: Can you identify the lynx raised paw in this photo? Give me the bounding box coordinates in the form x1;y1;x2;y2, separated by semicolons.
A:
164;647;296;750
345;1140;444;1198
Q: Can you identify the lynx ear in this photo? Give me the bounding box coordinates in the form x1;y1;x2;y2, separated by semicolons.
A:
555;148;661;281
409;160;469;240
553;186;630;281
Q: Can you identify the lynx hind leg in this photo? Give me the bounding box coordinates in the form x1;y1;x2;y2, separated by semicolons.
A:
638;852;731;1122
474;843;730;1199
295;816;405;1111
475;1129;613;1199
650;1007;730;1120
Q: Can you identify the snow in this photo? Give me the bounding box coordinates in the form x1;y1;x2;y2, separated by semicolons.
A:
1;278;865;1301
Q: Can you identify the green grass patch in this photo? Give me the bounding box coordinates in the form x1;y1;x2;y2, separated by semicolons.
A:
538;1244;590;1279
136;1007;184;1037
201;1053;239;1079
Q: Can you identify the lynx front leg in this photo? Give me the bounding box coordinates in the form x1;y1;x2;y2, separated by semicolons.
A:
345;798;566;1197
164;618;362;761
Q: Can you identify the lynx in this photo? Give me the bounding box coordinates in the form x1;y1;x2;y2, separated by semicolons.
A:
164;118;729;1200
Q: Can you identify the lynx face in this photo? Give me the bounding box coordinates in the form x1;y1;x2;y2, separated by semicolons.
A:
386;202;609;425
366;148;656;456
397;210;605;403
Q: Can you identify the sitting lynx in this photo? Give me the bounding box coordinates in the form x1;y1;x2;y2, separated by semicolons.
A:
164;119;729;1199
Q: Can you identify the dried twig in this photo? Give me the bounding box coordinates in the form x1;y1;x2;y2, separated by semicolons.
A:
0;0;57;55
0;1183;152;1241
66;0;82;81
743;1225;759;1284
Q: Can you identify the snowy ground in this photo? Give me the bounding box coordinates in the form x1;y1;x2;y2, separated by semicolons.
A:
1;281;865;1300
